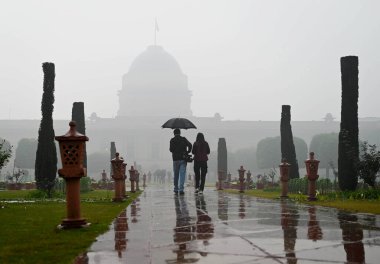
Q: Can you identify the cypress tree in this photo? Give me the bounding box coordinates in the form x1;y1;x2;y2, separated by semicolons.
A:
35;62;57;196
71;102;87;168
338;56;359;191
217;138;227;180
280;105;300;179
110;141;116;175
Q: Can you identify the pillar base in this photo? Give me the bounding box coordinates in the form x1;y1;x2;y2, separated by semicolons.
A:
58;218;89;229
308;196;317;201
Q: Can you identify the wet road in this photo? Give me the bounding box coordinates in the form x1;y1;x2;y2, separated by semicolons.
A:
84;185;380;263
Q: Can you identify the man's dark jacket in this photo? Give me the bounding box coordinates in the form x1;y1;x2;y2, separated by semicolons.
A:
170;135;192;161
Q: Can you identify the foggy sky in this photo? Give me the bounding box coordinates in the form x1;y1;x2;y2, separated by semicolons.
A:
1;0;379;121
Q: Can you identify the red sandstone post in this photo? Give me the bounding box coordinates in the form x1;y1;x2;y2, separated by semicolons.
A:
55;121;89;228
129;166;136;193
305;152;320;201
279;158;291;198
111;153;125;202
238;166;246;193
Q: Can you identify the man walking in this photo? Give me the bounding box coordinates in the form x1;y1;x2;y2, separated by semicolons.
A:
170;128;192;195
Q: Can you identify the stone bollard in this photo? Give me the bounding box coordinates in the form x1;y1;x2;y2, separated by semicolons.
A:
121;161;127;198
143;173;147;188
217;170;225;190
129;166;136;193
305;152;320;201
279;158;291;198
238;166;246;193
246;170;252;190
111;153;125;202
55;121;89;228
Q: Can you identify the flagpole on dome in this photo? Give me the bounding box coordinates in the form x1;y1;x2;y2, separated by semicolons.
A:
154;18;159;46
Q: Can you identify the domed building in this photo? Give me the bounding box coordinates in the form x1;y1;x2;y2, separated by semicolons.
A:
117;45;192;117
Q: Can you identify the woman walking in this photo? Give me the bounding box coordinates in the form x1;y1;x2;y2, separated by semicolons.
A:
192;133;210;194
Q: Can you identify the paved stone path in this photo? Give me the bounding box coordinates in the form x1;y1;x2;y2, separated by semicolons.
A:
84;185;380;263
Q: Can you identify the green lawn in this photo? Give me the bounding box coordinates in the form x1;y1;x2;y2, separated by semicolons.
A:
0;190;141;264
224;189;380;214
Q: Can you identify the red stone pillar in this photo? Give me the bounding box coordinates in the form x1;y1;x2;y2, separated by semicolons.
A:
111;153;125;202
279;158;291;198
305;152;320;201
129;166;136;193
55;121;89;228
238;166;246;193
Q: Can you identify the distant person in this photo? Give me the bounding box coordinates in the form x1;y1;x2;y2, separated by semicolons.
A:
192;133;210;194
170;128;192;195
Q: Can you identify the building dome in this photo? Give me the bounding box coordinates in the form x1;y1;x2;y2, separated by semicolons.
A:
128;45;184;77
117;45;192;117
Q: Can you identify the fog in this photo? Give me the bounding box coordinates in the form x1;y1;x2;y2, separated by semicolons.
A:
1;0;380;121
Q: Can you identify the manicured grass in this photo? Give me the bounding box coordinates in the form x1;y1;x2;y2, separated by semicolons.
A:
0;190;141;264
0;190;32;200
224;189;380;214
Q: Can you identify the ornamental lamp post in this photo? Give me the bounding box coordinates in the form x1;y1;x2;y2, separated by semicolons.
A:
305;152;320;201
238;166;246;193
111;153;125;202
279;158;291;198
55;121;89;228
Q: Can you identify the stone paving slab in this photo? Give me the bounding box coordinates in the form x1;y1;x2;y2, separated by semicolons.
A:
83;185;380;263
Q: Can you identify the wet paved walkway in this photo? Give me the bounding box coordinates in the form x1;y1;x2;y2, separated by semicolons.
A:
85;185;380;263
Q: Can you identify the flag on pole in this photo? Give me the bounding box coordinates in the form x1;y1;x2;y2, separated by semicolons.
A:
155;19;159;32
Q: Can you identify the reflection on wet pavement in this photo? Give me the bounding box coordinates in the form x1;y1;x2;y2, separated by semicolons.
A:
84;186;380;263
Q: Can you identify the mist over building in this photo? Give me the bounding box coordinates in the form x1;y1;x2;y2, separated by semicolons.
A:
1;45;380;181
117;45;192;117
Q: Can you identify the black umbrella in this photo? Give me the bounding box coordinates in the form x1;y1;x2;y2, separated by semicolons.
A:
161;117;197;129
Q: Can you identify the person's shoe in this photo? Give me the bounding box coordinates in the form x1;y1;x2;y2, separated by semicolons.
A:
174;191;178;196
194;189;199;194
179;191;185;195
198;190;203;194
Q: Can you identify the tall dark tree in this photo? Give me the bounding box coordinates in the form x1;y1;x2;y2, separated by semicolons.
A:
35;62;57;196
110;141;116;175
280;105;300;179
338;56;359;191
217;138;227;180
71;102;87;168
